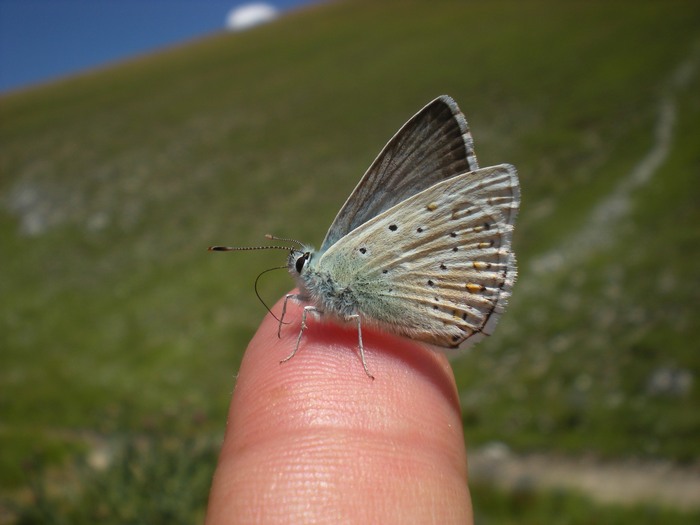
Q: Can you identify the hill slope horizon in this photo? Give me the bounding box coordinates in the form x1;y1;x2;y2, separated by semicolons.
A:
1;0;699;520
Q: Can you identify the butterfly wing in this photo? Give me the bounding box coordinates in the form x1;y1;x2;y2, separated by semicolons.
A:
320;95;479;252
317;164;520;348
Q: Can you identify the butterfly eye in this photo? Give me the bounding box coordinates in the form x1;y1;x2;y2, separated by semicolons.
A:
295;252;310;273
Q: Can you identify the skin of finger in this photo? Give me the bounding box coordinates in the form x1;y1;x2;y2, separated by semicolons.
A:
205;294;472;524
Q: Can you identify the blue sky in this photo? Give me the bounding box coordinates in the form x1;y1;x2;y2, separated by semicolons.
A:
0;0;315;93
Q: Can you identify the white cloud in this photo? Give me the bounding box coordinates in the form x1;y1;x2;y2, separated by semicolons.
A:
225;3;278;31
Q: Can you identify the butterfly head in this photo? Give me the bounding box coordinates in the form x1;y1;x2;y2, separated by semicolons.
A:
287;247;316;277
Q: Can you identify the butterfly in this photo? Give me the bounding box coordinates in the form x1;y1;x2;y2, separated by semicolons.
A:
211;95;520;379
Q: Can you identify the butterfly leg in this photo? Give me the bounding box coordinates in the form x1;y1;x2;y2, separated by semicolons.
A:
278;293;301;339
348;314;374;380
280;305;318;364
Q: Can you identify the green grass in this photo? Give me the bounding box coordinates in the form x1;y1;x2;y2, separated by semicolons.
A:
9;431;699;525
11;428;216;525
1;0;700;520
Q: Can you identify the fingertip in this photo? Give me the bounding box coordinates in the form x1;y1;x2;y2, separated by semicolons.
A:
206;292;471;524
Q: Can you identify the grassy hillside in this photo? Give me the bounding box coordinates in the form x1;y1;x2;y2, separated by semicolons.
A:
2;0;699;521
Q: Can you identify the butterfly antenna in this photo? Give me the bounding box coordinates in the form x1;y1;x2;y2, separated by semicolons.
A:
208;245;295;252
254;266;290;325
264;234;305;248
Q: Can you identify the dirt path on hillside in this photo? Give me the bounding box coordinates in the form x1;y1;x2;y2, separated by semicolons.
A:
527;39;699;278
469;444;700;510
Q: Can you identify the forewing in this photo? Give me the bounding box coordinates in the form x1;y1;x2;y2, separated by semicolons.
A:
320;164;520;348
320;95;479;252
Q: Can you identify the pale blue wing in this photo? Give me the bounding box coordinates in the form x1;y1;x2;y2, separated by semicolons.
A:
320;95;479;252
317;164;519;348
